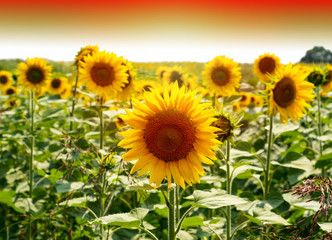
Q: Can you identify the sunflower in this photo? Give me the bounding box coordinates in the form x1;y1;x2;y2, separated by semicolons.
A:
268;64;315;124
0;71;13;90
306;67;324;87
48;76;68;95
202;56;241;97
2;86;19;107
79;51;128;99
17;58;52;91
114;59;136;101
321;66;332;95
163;66;188;88
211;110;241;143
137;80;161;93
75;45;99;68
118;82;220;189
238;92;251;108
254;53;283;84
156;66;170;82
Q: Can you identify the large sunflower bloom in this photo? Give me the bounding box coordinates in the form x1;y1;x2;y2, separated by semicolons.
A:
254;53;283;84
0;71;13;90
202;56;241;97
268;64;315;124
79;51;128;98
17;58;52;91
118;83;220;189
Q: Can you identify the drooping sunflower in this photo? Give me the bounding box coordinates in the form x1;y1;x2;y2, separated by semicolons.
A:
79;51;128;99
114;59;136;101
321;66;332;95
163;66;188;88
48;76;68;95
211;110;241;144
254;53;283;84
17;57;52;91
118;82;220;189
306;67;324;87
268;63;315;124
75;45;99;68
0;71;13;90
202;56;242;97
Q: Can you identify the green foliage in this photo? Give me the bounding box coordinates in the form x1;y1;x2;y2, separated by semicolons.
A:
300;46;332;63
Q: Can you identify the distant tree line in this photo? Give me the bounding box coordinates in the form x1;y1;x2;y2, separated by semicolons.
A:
300;46;332;64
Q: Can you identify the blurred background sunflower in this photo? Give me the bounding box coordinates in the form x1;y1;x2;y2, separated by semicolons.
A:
268;64;315;124
79;51;128;99
202;55;242;97
17;57;52;91
253;53;283;84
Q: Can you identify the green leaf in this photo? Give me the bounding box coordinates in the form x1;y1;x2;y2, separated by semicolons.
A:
59;196;97;208
190;190;247;209
176;230;195;240
281;141;307;157
272;157;314;172
318;222;332;232
269;122;299;137
49;143;63;152
55;181;85;193
237;200;289;225
89;208;149;228
47;169;64;184
181;216;204;229
315;152;332;168
14;198;39;213
74;138;90;150
0;191;24;213
263;192;284;209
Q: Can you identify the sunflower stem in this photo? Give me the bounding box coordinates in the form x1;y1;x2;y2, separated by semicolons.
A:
69;65;79;131
316;88;324;178
99;97;104;150
226;140;231;240
175;185;180;223
168;188;176;240
264;115;273;200
29;91;35;240
99;168;105;240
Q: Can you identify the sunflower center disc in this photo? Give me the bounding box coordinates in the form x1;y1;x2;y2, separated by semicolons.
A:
91;64;115;87
170;71;184;87
144;110;196;162
0;76;8;84
211;67;230;86
27;68;45;84
6;88;15;95
51;78;61;89
143;85;152;92
273;77;296;108
259;57;276;74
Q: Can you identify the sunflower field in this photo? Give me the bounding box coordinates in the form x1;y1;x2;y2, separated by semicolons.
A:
0;46;331;240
